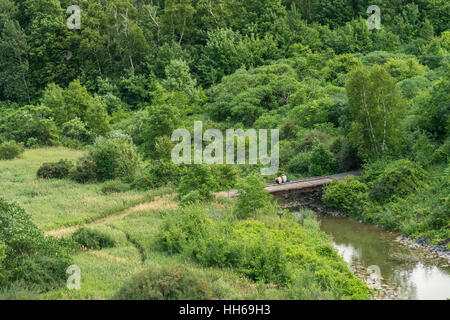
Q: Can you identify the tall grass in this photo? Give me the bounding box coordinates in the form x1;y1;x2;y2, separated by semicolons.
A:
0;147;170;230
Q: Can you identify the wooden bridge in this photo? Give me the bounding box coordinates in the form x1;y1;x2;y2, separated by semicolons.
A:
218;171;360;198
265;171;360;196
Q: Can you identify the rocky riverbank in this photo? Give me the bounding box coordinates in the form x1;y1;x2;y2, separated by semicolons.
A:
350;264;401;300
395;236;450;264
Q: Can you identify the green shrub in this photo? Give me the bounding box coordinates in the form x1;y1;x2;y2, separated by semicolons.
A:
412;133;436;167
37;159;74;179
25;138;39;149
177;164;216;202
361;158;391;183
234;174;274;219
432;138;450;164
0;197;72;291
71;227;116;250
70;154;98;183
0;141;24;160
331;138;361;172
369;159;427;203
158;207;212;254
308;143;336;176
115;265;214;300
179;190;203;206
61;118;93;148
131;160;183;191
101;180;130;194
91;137;140;183
322;176;369;217
0;105;59;146
287;152;311;174
158;207;370;298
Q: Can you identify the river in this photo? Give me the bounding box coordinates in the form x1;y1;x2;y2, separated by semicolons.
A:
287;203;450;300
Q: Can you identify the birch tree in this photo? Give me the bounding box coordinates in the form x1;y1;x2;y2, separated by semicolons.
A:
346;64;405;161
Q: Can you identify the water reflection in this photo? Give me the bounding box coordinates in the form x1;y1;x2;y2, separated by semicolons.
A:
317;215;450;300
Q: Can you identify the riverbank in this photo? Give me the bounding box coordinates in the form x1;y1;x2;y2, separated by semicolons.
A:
280;191;450;263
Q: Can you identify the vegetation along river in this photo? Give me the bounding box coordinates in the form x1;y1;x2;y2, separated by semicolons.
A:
289;204;450;300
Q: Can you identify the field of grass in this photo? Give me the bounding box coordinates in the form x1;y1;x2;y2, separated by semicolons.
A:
0;147;168;231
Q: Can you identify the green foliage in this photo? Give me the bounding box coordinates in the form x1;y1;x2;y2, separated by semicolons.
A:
177;164;216;203
0;197;71;291
412;132;436;167
0;140;24;160
308;143;336;176
432;138;450;164
60;118;93;148
90;137;140;183
346;64;406;161
322;176;369;217
158;206;370;299
159;206;212;254
115;265;214;300
72;227;116;250
287;152;311;175
101;180;130;194
368;159;427;203
234;174;272;219
0;105;59;146
211;165;239;191
69;154;98;184
37;159;73;179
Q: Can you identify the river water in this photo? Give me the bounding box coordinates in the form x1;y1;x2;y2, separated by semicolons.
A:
318;215;450;300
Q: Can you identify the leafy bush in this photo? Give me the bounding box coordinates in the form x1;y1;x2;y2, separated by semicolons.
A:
115;265;214;300
37;159;74;179
91;137;140;183
179;190;203;207
0;141;24;160
308;143;336;176
177;164;216;202
331;138;362;172
71;227;116;250
0;105;59;146
234;174;274;219
159;207;212;254
69;154;98;183
322;176;369;217
0;197;71;291
131;160;183;190
157;206;370;299
368;159;427;203
412;132;436;167
287;152;311;174
432;138;450;164
101;180;130;194
61;118;93;148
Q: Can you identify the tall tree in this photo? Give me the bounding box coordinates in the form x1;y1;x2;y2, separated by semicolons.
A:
346;65;405;161
0;19;31;103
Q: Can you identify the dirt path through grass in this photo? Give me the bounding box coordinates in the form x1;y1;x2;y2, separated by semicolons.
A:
45;194;177;238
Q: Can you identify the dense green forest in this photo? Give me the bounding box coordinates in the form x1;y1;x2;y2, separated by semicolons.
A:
0;0;448;300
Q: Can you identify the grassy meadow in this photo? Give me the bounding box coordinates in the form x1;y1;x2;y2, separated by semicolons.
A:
0;147;167;231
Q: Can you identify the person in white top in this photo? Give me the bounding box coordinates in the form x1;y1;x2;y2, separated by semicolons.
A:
275;177;282;184
281;174;287;183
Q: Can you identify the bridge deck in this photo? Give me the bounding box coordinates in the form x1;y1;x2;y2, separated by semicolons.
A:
265;171;360;196
218;171;360;198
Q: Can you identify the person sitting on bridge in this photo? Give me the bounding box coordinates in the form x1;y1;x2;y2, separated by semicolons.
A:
275;177;282;184
282;174;287;183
